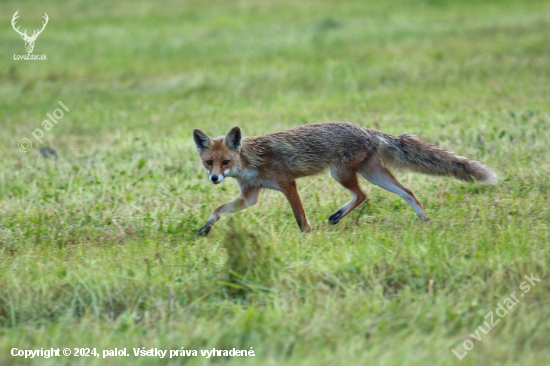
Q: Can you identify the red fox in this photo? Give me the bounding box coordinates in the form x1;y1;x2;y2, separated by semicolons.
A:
193;122;496;235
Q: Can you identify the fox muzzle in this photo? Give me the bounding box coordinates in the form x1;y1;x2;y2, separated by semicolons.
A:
209;174;224;184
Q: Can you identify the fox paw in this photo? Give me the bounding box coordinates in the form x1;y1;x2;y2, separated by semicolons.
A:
418;214;430;222
328;209;344;225
196;225;211;236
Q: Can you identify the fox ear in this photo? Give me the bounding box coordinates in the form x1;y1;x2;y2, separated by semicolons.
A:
193;129;212;152
225;126;242;150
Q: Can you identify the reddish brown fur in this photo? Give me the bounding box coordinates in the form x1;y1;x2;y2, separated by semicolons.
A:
193;122;496;235
199;139;240;177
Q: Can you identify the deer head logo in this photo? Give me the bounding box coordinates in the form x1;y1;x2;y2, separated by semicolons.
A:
11;11;49;54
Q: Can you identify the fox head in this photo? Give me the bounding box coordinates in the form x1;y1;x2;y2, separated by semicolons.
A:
193;127;242;184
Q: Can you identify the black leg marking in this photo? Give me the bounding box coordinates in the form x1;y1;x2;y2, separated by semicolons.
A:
196;224;211;236
328;209;345;225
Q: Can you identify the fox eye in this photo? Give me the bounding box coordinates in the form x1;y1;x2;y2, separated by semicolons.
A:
222;160;230;166
205;160;213;166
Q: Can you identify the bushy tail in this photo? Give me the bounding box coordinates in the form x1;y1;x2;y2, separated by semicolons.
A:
376;132;497;183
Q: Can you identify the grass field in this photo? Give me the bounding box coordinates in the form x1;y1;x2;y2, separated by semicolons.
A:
1;0;550;365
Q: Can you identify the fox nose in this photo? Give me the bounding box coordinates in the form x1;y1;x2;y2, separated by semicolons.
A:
209;174;224;184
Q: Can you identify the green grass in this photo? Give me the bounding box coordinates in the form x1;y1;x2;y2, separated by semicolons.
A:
1;0;550;365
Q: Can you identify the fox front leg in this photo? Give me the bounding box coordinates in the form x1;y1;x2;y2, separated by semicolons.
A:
196;187;261;236
279;181;312;232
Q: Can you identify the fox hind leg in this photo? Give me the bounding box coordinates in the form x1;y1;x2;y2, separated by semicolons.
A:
328;166;366;225
360;158;429;221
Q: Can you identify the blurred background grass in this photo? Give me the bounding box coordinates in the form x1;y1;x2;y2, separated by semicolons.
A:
0;0;550;365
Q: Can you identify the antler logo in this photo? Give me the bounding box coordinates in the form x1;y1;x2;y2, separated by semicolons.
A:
11;11;49;54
